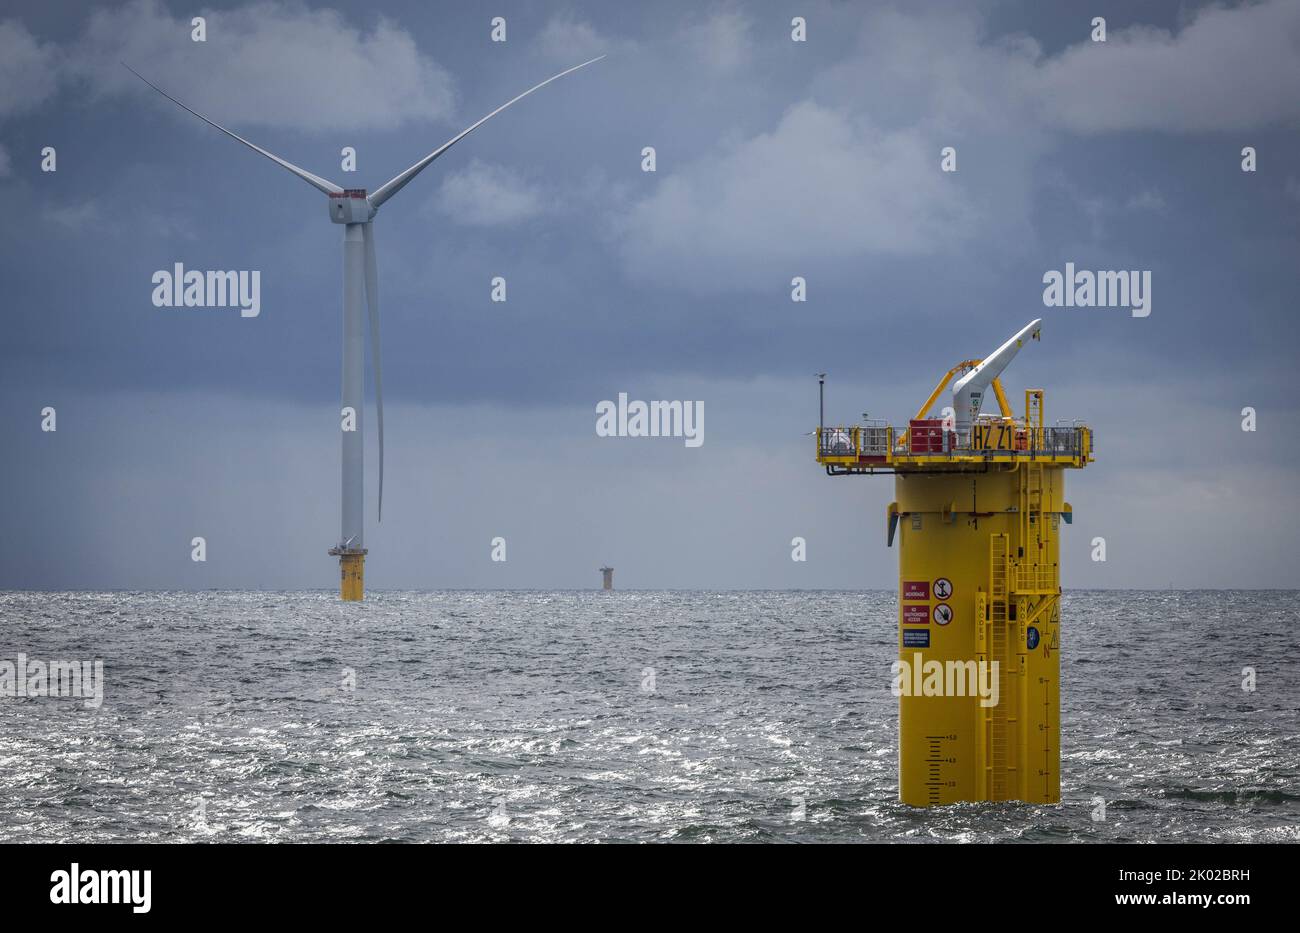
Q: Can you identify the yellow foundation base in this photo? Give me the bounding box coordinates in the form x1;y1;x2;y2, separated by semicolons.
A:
337;552;365;601
894;465;1064;806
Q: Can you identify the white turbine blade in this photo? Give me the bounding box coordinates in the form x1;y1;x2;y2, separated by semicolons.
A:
362;223;384;522
122;63;344;196
367;55;605;211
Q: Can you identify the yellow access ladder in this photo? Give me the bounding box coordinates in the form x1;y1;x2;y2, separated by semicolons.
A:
986;533;1012;800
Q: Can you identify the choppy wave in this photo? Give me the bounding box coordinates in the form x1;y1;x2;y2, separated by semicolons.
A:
0;589;1296;843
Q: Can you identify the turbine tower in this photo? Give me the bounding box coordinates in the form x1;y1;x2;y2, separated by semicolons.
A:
126;56;604;600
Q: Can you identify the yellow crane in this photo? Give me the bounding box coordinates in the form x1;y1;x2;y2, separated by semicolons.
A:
896;360;1015;448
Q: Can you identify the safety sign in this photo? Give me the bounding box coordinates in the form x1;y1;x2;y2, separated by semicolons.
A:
903;581;929;601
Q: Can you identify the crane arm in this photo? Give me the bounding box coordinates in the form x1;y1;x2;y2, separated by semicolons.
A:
898;360;1013;446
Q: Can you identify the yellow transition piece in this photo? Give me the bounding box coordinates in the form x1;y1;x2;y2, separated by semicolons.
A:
895;465;1063;805
339;552;365;601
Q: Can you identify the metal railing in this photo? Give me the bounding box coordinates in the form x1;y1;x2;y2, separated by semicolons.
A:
859;425;891;456
1037;427;1085;455
817;427;856;458
817;424;892;459
819;423;1090;460
1013;564;1057;592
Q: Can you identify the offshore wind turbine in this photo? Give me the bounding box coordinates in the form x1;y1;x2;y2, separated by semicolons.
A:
126;56;604;600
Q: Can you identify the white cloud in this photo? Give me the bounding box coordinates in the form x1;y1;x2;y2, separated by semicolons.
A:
39;198;197;239
1071;186;1168;237
617;101;977;290
679;10;753;73
612;7;1047;290
0;145;10;178
434;159;546;226
809;9;1042;135
1033;0;1300;133
70;0;454;131
43;200;103;231
0;19;60;119
613;1;1300;290
536;13;620;63
1124;190;1166;212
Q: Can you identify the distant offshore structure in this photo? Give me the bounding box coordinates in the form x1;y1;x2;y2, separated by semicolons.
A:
599;567;614;591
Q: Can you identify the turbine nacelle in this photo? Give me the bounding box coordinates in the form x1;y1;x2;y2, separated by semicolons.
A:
329;189;374;224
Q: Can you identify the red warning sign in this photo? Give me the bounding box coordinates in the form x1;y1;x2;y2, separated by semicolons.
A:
903;581;929;601
903;605;929;624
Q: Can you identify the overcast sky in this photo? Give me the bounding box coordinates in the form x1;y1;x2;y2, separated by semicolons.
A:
2;0;1298;590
